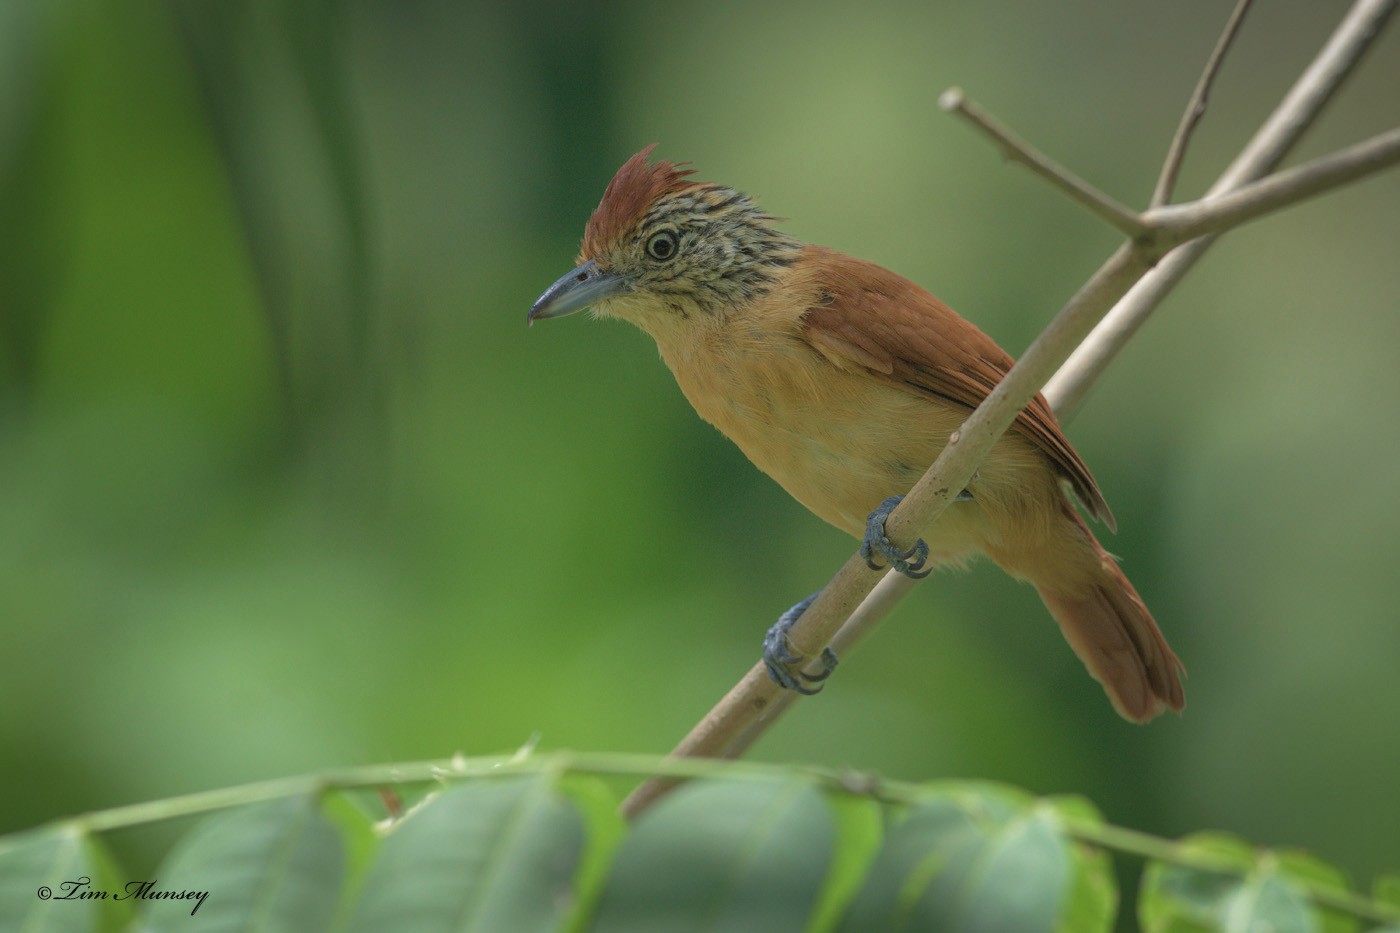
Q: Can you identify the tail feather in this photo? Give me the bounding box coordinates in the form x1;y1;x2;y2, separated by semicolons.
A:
1037;558;1185;724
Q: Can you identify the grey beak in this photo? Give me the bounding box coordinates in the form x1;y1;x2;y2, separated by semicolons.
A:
528;260;630;325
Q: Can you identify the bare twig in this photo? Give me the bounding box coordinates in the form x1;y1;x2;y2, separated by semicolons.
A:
1042;245;1204;418
1151;0;1256;208
1148;127;1400;246
938;88;1149;239
727;573;919;758
622;571;919;816
621;0;1399;819
1047;0;1398;417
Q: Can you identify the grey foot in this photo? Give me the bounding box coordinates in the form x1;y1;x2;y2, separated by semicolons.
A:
762;591;839;695
859;494;939;579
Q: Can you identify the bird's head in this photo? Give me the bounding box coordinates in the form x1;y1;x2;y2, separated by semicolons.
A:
529;146;801;337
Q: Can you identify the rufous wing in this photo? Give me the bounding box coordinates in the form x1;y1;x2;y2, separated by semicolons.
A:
798;246;1115;530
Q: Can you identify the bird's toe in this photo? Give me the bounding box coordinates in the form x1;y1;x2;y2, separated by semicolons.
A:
762;591;835;694
863;495;933;579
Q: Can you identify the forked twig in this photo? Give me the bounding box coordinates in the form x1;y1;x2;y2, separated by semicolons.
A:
1152;0;1257;208
1148;127;1400;245
1045;0;1396;417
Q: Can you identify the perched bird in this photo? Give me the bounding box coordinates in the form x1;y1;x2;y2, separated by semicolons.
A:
529;147;1184;723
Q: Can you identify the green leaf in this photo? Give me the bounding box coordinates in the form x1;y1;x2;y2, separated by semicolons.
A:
1139;833;1336;933
1222;875;1314;933
1373;873;1400;910
838;785;1074;932
1043;797;1117;933
0;825;131;932
806;791;885;932
346;775;584;933
1373;873;1400;933
558;773;626;932
320;788;384;921
320;789;383;882
141;793;344;931
591;777;834;933
1274;849;1357;933
1140;832;1251;933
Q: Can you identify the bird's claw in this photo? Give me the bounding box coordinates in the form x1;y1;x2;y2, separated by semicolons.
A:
763;592;838;694
861;494;933;579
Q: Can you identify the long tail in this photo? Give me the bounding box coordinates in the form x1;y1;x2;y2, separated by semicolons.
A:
1034;517;1185;723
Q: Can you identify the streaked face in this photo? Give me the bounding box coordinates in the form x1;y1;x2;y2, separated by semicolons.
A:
529;150;800;327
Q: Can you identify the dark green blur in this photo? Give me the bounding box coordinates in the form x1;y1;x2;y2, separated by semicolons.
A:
2;0;1397;886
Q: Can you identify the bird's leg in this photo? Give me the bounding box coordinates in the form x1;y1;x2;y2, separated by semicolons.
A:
859;491;969;579
767;490;976;691
861;495;931;578
763;590;839;694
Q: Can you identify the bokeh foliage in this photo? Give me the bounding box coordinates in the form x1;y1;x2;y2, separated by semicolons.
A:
4;763;1394;931
1;0;1397;896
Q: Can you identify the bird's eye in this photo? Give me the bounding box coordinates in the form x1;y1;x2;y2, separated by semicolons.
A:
645;230;679;262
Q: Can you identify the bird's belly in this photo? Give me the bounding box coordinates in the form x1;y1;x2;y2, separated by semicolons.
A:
674;349;987;550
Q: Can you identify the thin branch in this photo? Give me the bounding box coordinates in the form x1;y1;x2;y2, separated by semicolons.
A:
938;88;1149;239
1045;0;1397;418
1042;244;1205;418
1151;0;1256;208
1148;126;1400;246
1220;0;1397;190
621;571;919;816
729;572;919;758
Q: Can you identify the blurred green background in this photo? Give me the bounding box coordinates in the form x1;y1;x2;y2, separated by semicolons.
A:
2;0;1397;894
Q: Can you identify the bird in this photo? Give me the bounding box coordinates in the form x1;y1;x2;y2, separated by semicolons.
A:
529;146;1185;723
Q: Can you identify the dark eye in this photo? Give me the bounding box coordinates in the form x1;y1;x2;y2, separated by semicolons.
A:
646;230;679;262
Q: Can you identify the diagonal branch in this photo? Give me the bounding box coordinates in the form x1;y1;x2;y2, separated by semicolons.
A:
938;88;1149;239
1047;0;1398;417
1146;126;1400;246
1151;0;1256;208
